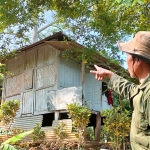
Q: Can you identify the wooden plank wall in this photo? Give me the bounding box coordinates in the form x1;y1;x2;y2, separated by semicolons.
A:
58;58;81;89
4;44;59;116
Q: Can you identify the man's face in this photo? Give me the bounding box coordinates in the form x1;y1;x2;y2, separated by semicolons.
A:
126;53;137;78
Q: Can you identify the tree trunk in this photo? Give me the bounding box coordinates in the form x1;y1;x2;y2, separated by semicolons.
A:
32;25;38;43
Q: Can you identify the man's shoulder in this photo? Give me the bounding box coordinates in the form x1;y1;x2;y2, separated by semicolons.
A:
143;83;150;101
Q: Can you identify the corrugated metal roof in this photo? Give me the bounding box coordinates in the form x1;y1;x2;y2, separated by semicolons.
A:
0;115;43;131
44;41;83;51
4;31;126;76
18;32;71;52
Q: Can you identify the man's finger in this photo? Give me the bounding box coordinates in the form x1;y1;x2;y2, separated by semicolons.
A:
90;70;97;74
95;74;98;80
94;64;100;70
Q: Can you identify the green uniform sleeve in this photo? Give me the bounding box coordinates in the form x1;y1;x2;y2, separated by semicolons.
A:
105;74;138;100
145;98;150;127
148;99;150;127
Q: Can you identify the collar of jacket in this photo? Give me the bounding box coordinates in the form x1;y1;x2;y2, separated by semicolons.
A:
138;74;150;90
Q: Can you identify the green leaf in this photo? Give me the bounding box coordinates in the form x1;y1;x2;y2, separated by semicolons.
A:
116;0;122;3
3;130;33;144
1;144;17;150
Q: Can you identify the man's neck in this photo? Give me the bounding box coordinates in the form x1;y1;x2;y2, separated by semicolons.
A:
139;73;150;83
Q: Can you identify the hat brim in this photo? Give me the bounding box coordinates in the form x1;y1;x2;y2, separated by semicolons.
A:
117;41;150;64
130;53;150;64
117;40;134;54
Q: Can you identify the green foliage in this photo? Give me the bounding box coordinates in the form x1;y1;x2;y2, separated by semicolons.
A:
0;100;20;126
1;144;17;150
113;94;130;109
0;130;33;150
0;0;149;60
31;123;45;143
62;47;96;66
3;130;33;144
87;127;94;140
0;63;6;75
0;0;40;32
0;63;6;103
113;0;144;7
51;0;149;61
54;121;68;140
0;127;24;136
0;63;6;100
53;122;68;149
67;103;91;130
67;103;91;149
10;127;24;135
102;106;131;149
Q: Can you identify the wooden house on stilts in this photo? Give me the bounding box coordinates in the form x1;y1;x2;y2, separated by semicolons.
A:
1;32;117;141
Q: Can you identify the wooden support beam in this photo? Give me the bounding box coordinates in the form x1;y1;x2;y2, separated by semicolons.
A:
95;111;101;141
55;111;60;120
81;60;85;105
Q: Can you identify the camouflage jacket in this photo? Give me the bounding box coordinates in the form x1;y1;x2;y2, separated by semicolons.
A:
106;74;150;150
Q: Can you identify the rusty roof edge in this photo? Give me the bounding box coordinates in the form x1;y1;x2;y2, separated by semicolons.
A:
44;41;85;50
18;31;69;52
3;31;125;73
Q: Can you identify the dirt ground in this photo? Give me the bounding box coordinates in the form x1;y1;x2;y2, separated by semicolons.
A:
17;140;112;150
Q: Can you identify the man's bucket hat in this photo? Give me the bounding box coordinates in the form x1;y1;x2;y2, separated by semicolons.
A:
118;31;150;62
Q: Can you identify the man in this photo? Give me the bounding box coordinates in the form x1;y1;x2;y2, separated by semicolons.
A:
90;31;150;150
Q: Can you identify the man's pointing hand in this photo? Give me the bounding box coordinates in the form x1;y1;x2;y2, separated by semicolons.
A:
90;65;113;81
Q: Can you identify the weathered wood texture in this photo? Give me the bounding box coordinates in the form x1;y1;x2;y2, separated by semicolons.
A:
4;44;59;116
84;73;102;111
6;73;24;97
95;112;101;142
22;90;34;115
6;52;24;76
58;58;81;89
4;44;84;116
4;43;111;116
36;64;56;89
35;88;54;114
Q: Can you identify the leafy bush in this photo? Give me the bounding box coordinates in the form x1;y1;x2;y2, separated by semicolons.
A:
0;130;33;150
87;126;94;140
67;103;91;130
102;106;131;150
54;121;68;140
67;103;91;150
0;100;20;128
31;123;45;143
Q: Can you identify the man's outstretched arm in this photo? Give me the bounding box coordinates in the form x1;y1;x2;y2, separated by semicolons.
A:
90;65;138;101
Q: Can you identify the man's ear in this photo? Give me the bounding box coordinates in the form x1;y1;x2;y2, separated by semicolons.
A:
137;58;142;65
132;55;136;62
